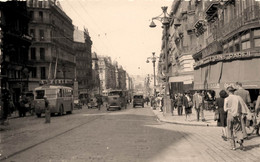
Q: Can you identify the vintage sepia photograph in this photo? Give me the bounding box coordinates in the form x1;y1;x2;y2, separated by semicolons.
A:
0;0;260;161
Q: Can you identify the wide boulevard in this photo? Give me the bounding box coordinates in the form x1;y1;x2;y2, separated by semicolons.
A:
1;104;260;162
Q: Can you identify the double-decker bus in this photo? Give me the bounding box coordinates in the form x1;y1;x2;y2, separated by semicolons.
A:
34;85;74;117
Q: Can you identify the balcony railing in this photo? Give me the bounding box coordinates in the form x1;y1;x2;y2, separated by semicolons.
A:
215;5;260;39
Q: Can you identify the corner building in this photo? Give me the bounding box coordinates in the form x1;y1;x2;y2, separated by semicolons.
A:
191;0;260;100
27;0;75;89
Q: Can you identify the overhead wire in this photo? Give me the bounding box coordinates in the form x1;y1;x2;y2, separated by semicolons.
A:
62;0;108;54
76;0;127;65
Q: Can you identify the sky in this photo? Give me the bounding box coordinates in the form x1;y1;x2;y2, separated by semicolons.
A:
59;0;174;76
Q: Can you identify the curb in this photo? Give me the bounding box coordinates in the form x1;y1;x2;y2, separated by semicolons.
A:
152;109;218;127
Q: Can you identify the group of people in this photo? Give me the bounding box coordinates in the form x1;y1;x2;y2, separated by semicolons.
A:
215;82;260;151
170;91;206;122
1;90;32;121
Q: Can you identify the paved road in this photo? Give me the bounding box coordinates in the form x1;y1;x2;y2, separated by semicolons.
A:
1;104;260;162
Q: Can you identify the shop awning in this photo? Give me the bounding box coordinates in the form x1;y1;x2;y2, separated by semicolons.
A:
169;75;193;84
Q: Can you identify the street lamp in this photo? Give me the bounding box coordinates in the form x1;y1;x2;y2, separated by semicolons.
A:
146;52;159;97
149;6;172;115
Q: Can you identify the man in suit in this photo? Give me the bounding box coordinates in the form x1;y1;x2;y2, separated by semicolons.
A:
193;91;205;121
234;82;251;139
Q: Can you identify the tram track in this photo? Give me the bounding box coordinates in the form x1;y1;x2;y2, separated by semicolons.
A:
1;110;113;161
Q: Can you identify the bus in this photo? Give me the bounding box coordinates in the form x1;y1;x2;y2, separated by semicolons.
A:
34;85;74;117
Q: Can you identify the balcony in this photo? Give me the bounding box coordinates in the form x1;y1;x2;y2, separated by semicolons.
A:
193;12;206;37
201;40;222;58
205;1;219;23
215;5;260;39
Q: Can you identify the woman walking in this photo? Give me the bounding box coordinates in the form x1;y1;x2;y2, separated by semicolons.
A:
183;92;192;121
215;90;229;141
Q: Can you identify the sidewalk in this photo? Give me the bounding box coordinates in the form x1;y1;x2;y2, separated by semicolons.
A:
152;107;218;127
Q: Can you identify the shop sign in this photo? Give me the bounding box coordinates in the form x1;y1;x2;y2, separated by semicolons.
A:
194;51;252;67
40;79;73;85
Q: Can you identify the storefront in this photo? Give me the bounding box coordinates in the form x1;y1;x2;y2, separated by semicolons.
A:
194;51;260;101
169;75;194;96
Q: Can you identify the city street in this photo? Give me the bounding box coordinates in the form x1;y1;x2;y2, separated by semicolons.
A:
1;104;260;162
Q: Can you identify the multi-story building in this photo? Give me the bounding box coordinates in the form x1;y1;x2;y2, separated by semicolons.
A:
191;0;260;99
0;0;32;103
97;56;116;94
27;0;76;89
91;52;100;94
117;65;126;90
74;27;92;93
165;0;196;95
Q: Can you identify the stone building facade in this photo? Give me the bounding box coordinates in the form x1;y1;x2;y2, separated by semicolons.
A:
0;0;32;103
73;27;92;93
27;0;76;90
166;0;196;95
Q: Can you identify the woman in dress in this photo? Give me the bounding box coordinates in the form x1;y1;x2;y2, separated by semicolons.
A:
215;90;229;141
183;92;192;121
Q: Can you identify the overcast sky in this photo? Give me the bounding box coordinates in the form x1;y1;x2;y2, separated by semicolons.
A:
60;0;174;76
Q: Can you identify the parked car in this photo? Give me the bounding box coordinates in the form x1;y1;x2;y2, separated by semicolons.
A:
74;99;82;109
133;94;144;108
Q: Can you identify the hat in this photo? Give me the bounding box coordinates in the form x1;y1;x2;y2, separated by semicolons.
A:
226;86;236;92
219;90;228;98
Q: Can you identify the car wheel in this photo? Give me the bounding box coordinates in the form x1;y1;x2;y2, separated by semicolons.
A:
36;113;41;118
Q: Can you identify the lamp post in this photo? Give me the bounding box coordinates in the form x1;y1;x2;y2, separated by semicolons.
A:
149;6;172;115
146;52;159;97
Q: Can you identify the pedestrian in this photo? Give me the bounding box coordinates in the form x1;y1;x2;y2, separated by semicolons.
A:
145;96;150;106
254;91;260;136
170;95;176;116
193;91;205;121
1;89;11;125
160;95;164;112
19;93;28;117
97;96;103;110
224;86;247;151
234;82;251;139
44;96;51;123
176;93;183;115
215;90;229;141
183;92;192;121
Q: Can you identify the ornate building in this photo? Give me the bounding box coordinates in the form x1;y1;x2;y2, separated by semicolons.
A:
191;0;260;99
165;0;195;95
27;0;76;89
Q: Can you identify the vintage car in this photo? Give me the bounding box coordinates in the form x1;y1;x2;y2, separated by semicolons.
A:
133;94;144;108
87;97;98;109
107;90;127;111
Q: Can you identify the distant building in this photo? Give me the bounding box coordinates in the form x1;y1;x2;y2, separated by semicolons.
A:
73;27;92;93
91;52;100;94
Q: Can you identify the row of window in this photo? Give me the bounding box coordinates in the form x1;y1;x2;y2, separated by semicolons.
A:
8;67;46;80
223;28;260;53
30;11;45;22
30;28;46;41
30;47;45;60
